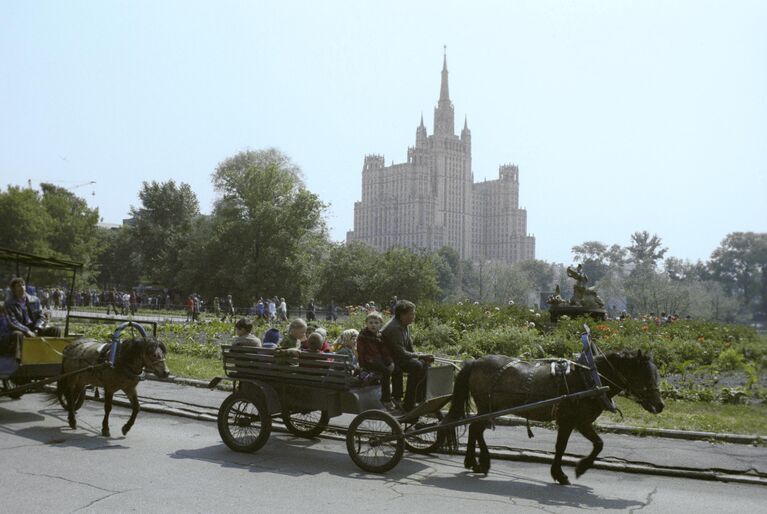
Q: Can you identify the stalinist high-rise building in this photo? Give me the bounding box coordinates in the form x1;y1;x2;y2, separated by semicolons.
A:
346;53;535;264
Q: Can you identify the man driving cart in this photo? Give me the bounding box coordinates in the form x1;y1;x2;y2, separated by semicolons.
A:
381;300;433;412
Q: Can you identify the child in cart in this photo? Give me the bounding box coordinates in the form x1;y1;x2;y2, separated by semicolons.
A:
333;329;359;368
356;311;396;410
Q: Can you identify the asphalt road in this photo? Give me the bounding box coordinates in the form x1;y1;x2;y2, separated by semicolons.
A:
2;393;766;513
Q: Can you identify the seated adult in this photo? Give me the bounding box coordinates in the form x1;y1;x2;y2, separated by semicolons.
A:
232;318;261;348
381;300;433;412
4;278;62;340
0;302;24;362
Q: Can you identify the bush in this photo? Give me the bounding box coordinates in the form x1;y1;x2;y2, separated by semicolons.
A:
716;348;745;371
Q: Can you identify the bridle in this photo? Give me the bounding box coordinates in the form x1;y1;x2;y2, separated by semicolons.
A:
593;348;660;405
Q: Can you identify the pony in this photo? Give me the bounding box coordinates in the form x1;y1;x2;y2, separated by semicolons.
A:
441;349;664;485
57;336;170;437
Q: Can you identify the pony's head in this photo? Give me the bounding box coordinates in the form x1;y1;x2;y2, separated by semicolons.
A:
123;337;170;379
614;349;664;414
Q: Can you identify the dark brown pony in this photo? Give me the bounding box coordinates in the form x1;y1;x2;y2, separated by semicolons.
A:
441;349;664;484
57;337;169;437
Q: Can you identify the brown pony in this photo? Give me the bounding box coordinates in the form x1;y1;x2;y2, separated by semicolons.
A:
441;349;664;485
57;337;169;437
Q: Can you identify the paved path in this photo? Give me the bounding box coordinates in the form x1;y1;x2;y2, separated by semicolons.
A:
106;378;767;484
2;393;766;513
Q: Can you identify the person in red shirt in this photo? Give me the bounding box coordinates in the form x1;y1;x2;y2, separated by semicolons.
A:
357;311;396;410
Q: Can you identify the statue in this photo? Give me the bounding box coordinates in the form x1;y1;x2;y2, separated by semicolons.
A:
547;264;606;322
566;264;605;309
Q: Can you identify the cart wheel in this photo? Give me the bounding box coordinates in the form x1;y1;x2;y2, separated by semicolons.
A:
57;387;86;411
346;410;404;473
218;392;271;453
403;410;444;454
282;410;329;438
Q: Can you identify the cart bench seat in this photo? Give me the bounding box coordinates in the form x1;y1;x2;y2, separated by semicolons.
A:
222;345;356;390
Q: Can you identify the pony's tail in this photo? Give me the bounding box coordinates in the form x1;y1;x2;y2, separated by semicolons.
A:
438;359;474;453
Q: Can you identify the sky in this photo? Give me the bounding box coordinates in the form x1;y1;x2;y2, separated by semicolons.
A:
2;0;765;265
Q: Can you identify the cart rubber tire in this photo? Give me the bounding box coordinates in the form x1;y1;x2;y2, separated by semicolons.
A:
218;392;272;453
403;410;444;454
346;410;404;473
282;410;330;438
57;387;86;411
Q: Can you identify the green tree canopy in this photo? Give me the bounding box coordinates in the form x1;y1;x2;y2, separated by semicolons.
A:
0;185;52;255
129;180;200;288
708;232;767;316
193;148;327;304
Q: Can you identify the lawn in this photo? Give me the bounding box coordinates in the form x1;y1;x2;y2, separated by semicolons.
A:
604;396;767;436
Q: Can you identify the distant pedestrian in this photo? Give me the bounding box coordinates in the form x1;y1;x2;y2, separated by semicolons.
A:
221;294;235;323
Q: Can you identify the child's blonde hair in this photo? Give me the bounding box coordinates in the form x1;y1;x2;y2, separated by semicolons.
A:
334;329;359;350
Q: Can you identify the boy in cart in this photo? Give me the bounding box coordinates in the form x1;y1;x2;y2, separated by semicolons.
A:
357;311;397;411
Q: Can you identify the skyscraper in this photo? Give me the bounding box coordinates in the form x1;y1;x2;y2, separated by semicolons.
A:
347;53;535;264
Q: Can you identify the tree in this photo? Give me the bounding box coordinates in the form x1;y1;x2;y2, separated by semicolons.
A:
315;242;379;306
572;241;627;284
708;232;767;318
39;183;102;279
431;246;461;299
372;247;440;303
628;231;667;271
130;180;200;288
512;259;556;296
198;148;327;304
485;263;533;305
0;185;52;255
95;226;141;289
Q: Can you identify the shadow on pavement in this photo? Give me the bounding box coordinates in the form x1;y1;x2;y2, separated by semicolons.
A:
170;435;430;480
419;471;645;510
0;406;130;451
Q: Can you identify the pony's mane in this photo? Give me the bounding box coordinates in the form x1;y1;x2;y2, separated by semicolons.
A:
602;348;652;364
120;336;166;356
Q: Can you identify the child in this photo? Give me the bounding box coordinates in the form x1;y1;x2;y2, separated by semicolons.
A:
305;332;325;353
333;328;359;367
281;318;307;349
262;327;281;348
356;311;395;410
303;323;332;352
232;318;261;347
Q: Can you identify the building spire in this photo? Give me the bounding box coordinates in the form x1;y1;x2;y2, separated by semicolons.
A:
434;46;455;135
420;113;425;128
439;45;450;102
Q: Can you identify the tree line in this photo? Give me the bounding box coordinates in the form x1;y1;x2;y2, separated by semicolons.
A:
1;148;764;322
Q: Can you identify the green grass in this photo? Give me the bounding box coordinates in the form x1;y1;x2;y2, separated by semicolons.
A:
167;353;223;381
603;396;767;436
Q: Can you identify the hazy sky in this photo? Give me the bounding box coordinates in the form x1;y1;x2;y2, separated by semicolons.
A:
2;1;765;264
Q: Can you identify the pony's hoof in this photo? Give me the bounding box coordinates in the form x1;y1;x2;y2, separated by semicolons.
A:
102;429;110;437
68;420;77;430
575;462;589;478
121;425;130;436
552;471;570;485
